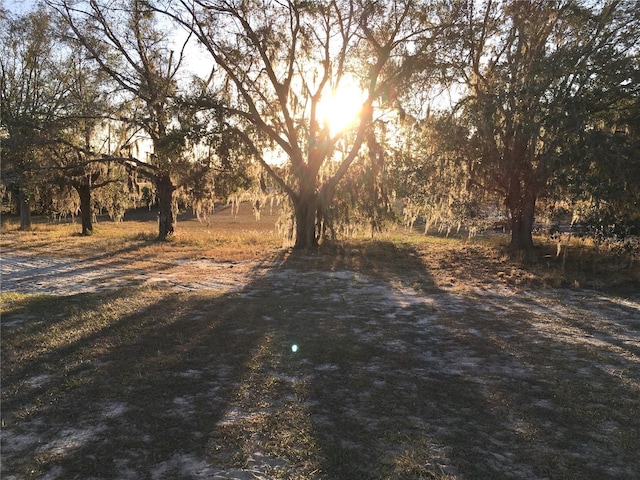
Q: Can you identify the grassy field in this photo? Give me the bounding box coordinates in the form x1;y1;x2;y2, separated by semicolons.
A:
2;205;639;479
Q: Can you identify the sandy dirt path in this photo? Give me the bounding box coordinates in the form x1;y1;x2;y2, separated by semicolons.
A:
1;249;276;296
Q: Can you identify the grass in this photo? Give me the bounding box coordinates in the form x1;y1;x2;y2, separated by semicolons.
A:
1;204;283;262
2;204;640;479
3;204;638;291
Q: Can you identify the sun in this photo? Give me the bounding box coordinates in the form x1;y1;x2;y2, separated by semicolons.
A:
316;78;366;136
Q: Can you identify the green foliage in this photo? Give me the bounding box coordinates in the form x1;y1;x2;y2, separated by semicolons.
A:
155;130;187;159
97;180;134;222
552;69;640;238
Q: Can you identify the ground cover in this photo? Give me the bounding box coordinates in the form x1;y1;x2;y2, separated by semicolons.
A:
1;205;639;479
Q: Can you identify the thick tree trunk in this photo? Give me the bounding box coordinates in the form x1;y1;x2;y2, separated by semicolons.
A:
75;184;93;236
18;189;31;231
156;173;176;240
507;187;536;251
293;191;319;250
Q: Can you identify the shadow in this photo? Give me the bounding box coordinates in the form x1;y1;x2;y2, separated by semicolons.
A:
452;287;640;478
1;285;272;478
2;240;640;479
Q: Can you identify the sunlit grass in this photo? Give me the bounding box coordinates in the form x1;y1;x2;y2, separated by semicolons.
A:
3;208;638;292
1;206;283;262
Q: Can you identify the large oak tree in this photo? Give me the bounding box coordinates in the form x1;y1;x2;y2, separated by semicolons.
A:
447;0;640;250
162;0;452;249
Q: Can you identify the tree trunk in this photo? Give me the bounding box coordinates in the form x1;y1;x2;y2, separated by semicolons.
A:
507;187;536;251
18;189;31;231
75;184;93;235
293;190;319;250
318;182;337;242
157;173;176;240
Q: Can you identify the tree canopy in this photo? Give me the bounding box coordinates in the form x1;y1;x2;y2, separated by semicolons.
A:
439;0;640;249
155;0;456;248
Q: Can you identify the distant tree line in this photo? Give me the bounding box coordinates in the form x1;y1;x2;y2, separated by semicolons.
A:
2;0;639;250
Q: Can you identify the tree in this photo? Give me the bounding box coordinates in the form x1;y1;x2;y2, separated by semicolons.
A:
559;84;640;238
162;0;451;249
0;6;68;229
47;47;132;235
49;0;192;239
388;112;489;236
446;0;640;250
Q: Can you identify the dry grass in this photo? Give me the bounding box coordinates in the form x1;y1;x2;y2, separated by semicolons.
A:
1;204;282;262
2;203;638;292
2;204;639;479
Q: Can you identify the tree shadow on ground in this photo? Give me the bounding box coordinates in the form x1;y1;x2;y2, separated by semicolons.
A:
2;286;268;477
2;241;639;479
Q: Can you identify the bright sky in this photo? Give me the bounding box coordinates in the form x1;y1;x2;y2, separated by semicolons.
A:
2;0;32;14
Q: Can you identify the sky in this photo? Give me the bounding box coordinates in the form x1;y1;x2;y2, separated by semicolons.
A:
2;0;34;15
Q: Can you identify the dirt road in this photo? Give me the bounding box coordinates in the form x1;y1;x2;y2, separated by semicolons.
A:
1;249;275;296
